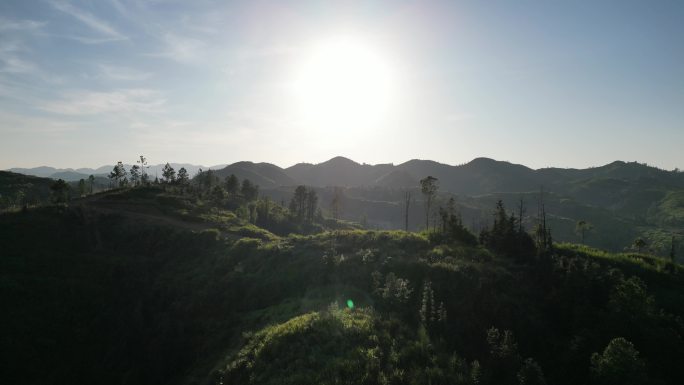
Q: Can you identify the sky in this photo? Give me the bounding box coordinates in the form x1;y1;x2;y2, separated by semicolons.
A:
1;0;683;170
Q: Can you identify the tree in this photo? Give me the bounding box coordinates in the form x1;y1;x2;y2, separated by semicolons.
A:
14;190;25;209
670;235;676;263
50;179;70;203
88;174;95;194
198;169;218;194
404;190;412;231
137;155;149;184
633;238;647;254
210;185;225;204
420;176;439;231
575;220;593;244
480;200;535;257
436;197;477;246
78;179;86;197
225;174;239;197
590;337;646;385
290;185;308;222
161;163;176;183
518;198;526;234
129;165;141;186
517;358;546;385
108;162;127;188
241;179;259;201
534;187;550;253
177;167;189;185
306;189;318;223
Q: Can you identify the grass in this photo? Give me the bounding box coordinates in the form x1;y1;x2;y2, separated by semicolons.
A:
555;242;681;273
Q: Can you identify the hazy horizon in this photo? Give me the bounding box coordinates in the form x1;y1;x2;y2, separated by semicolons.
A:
2;1;683;170
4;154;676;173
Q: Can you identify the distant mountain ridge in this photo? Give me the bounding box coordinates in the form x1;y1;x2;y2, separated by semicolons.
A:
7;163;227;181
3;157;683;256
8;157;683;192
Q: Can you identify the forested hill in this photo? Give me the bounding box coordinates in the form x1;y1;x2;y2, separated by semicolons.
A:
5;158;684;257
212;156;684;193
12;157;681;191
211;157;684;258
1;186;683;385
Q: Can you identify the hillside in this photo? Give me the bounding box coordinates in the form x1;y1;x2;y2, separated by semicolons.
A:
1;186;683;385
0;171;54;207
214;161;296;188
8;157;684;256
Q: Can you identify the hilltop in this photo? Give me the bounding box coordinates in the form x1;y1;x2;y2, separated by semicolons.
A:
1;185;683;385
4;157;684;258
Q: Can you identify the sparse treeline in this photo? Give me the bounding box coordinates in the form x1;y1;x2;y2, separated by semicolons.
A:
415;175;542;258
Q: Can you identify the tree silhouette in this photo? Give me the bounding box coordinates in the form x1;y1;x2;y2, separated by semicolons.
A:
240;179;259;201
306;189;318;223
633;238;647;254
129;165;141;186
420;176;439;231
404;190;412;231
575;220;593;244
177;167;189;186
78;179;86;197
50;179;70;203
224;174;239;197
590;337;646;385
137;155;149;184
108;162;127;188
290;185;307;222
161;163;176;183
88;174;95;194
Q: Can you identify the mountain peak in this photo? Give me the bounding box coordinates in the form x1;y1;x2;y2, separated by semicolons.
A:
320;156;359;167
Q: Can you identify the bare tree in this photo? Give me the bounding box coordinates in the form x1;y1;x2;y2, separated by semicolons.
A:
575;220;593;244
404;190;412;231
420;176;439;232
137;155;149;184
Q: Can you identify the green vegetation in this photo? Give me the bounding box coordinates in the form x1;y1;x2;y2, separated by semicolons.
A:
1;163;683;385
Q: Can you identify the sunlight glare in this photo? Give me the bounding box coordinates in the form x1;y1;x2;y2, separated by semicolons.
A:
292;37;394;133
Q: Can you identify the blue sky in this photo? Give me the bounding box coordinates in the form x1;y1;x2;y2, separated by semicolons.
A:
1;0;682;170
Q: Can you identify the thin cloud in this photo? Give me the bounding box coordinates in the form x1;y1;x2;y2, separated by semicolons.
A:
236;44;301;61
48;0;126;41
0;55;36;74
146;33;207;64
0;18;46;32
66;35;128;44
99;64;151;81
0;111;82;134
0;41;35;74
41;89;165;115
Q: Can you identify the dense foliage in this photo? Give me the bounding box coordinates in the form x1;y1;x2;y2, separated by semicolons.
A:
1;187;683;385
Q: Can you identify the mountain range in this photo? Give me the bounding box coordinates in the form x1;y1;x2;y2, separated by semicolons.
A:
7;163;227;181
5;156;683;255
209;156;683;199
9;156;682;193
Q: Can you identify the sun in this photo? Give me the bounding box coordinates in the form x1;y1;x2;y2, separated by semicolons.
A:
292;36;394;133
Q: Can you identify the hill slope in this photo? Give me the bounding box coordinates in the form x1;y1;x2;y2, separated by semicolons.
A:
1;187;683;385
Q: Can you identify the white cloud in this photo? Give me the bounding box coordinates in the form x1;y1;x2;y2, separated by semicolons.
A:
41;89;165;115
48;0;127;41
